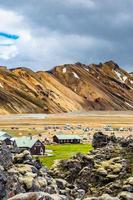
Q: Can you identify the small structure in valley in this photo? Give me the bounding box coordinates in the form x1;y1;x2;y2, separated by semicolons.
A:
0;130;14;146
15;136;45;155
53;134;81;144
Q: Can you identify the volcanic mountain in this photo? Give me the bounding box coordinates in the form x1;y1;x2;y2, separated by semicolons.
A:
0;61;133;114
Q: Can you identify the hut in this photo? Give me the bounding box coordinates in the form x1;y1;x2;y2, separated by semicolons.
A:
53;134;81;144
0;130;12;138
15;136;45;155
0;130;13;145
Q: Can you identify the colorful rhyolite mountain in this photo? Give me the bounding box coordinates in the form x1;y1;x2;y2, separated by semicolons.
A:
0;61;133;114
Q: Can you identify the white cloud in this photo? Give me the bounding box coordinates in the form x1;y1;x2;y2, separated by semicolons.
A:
0;45;18;60
18;30;111;70
0;9;23;33
0;8;31;60
0;7;112;69
0;36;14;46
0;0;133;71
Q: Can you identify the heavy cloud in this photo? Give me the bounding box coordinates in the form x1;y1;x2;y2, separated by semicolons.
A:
0;0;132;71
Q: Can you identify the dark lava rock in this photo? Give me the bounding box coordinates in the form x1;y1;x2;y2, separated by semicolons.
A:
52;132;133;199
0;144;13;169
92;132;110;148
0;132;133;200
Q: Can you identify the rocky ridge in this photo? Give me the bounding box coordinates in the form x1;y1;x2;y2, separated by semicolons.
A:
0;61;133;114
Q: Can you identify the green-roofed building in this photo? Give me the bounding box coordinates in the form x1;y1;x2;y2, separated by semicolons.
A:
0;130;13;145
53;134;81;144
14;136;45;155
0;130;12;138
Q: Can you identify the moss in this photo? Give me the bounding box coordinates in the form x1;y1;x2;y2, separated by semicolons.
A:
38;143;93;168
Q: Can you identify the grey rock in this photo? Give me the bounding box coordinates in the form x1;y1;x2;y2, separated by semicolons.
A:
56;179;67;189
8;192;67;200
118;191;133;200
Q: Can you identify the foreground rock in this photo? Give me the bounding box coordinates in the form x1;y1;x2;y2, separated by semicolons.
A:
52;132;133;199
8;192;67;200
1;132;133;199
0;145;85;200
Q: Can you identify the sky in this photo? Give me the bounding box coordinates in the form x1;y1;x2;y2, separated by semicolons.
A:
0;0;133;71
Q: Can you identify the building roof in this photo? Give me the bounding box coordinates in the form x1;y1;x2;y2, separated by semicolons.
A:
0;135;9;141
0;130;11;138
54;134;81;140
0;131;12;141
14;136;37;148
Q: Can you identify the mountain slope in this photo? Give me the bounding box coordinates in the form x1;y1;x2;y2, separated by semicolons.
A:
52;61;133;111
0;61;133;114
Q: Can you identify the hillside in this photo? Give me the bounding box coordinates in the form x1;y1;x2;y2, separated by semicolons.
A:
0;61;133;114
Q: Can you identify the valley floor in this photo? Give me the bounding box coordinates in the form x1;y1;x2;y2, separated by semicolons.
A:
0;111;133;128
0;111;133;139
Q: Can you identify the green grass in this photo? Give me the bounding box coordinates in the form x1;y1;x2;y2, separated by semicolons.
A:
38;143;93;168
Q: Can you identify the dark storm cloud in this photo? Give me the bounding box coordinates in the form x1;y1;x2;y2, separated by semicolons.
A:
0;0;133;71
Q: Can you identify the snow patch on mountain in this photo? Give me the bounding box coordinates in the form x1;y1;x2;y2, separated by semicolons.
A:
123;76;127;82
63;68;66;73
114;70;128;83
85;68;89;71
73;72;79;79
125;102;133;109
0;83;3;88
114;71;122;81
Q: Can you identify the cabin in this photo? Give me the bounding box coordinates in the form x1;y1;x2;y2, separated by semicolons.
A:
53;134;81;144
0;130;12;138
0;130;13;145
15;136;45;155
0;136;14;145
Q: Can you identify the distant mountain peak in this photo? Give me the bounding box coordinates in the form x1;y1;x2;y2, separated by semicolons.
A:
0;61;132;114
104;60;120;70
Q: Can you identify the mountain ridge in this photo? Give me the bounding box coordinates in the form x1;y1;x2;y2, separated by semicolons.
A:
0;61;133;114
